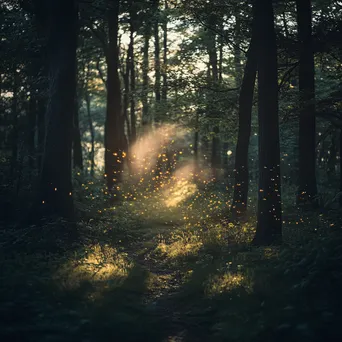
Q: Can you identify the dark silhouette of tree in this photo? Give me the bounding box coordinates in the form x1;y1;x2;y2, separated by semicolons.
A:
340;129;342;207
207;14;220;179
232;32;257;216
129;7;137;143
142;21;151;128
105;0;126;192
10;68;18;176
153;0;161;107
253;0;282;245
296;0;318;206
162;0;168;101
32;0;78;220
73;90;83;171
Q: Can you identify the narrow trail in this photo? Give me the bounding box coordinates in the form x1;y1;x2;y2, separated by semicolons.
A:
122;219;188;342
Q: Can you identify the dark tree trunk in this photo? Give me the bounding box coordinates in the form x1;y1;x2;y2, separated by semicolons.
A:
153;0;161;123
123;42;131;143
327;132;336;181
105;0;125;191
234;10;243;87
129;23;136;143
85;91;95;177
232;34;257;216
35;0;78;220
218;32;223;83
37;96;46;169
194;110;199;169
296;0;318;205
73;90;83;170
28;84;37;169
253;0;282;246
161;0;168;101
11;70;18;176
340;128;342;206
207;16;220;178
211;126;220;180
142;25;151;127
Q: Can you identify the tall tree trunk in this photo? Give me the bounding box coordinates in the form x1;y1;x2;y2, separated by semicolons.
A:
28;84;37;169
129;23;136;143
105;0;125;191
234;9;243;87
218;32;224;83
194;110;199;169
73;90;83;170
327;132;336;181
142;25;151;128
85;91;95;177
35;0;78;220
340;128;342;207
232;34;257;216
153;0;161;123
161;0;168;101
253;0;282;245
11;69;18;176
211;126;220;180
207;18;220;179
296;0;317;205
37;95;46;169
123;43;131;143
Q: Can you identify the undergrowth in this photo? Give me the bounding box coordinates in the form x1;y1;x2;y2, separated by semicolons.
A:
1;179;342;341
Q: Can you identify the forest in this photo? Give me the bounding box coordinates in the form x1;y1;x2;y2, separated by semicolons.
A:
1;0;342;340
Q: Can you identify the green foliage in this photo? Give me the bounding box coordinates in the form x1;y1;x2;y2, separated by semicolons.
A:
2;186;342;341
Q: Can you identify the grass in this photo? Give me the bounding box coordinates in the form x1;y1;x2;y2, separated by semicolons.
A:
1;180;342;341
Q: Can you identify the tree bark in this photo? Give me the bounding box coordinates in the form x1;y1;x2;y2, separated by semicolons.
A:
296;0;318;205
35;0;78;220
207;17;220;179
129;22;136;143
73;89;83;170
232;34;257;216
105;0;126;191
161;0;168;101
253;0;282;245
85;91;95;177
37;96;46;169
234;9;243;87
28;85;37;169
194;110;199;169
11;69;18;176
123;41;131;142
142;25;151;127
153;0;161;123
340;128;342;207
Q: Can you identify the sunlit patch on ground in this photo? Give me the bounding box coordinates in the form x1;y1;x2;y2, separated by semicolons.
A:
156;233;203;259
54;244;133;291
205;272;251;296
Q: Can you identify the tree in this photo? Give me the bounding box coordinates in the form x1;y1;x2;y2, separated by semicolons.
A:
296;0;318;206
161;0;168;101
32;0;78;220
207;14;220;179
73;88;83;170
232;33;257;216
153;0;161;101
253;0;282;245
105;0;126;192
142;16;151;128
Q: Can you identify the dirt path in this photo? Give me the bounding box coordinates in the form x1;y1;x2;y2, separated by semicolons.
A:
123;220;189;341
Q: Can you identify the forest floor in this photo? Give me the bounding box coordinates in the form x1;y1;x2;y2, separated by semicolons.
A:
1;184;342;342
